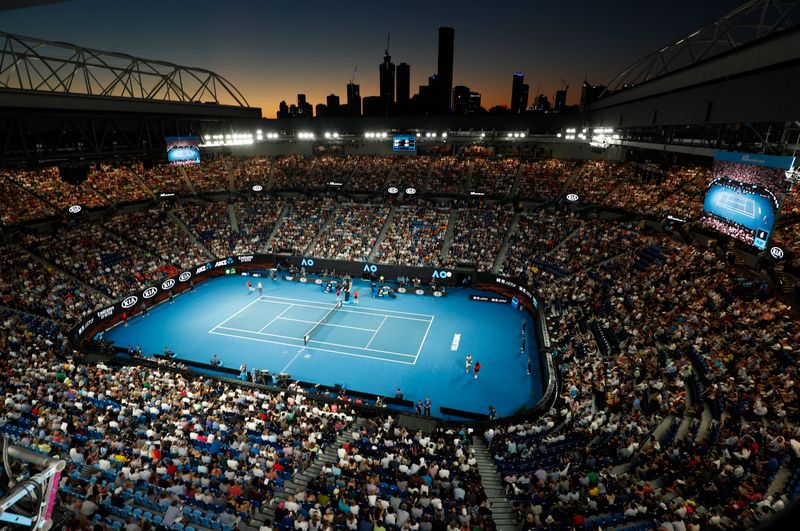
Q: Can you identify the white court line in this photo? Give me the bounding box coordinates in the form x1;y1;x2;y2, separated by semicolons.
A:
364;316;388;349
208;330;415;365
414;317;435;364
276;316;377;332
258;304;294;333
257;298;431;322
216;325;417;357
258;295;434;318
208;296;266;333
280;346;306;374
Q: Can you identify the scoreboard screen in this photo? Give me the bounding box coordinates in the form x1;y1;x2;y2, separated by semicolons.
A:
165;136;201;165
393;134;416;152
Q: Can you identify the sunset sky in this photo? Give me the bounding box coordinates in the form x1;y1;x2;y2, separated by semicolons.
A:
3;0;738;117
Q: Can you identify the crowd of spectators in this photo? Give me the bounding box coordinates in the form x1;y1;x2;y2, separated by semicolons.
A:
470;158;520;196
233;197;285;255
0;309;355;530
0;172;55;222
445;206;514;271
183;158;233;193
273;418;495;531
517;160;578;201
141;164;193;196
233;157;272;191
570;161;634;205
177;202;236;258
21;223;173;298
427;157;470;195
271;155;312;191
376;206;450;267
271;199;335;254
347;156;392;192
0;246;106;324
87;164;153;205
501;211;582;282
314;203;390;261
103;209;207;271
499;236;800;530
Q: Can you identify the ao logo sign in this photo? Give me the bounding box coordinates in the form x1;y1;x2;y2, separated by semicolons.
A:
121;296;138;309
142;287;158;299
178;272;192;282
770;246;784;260
566;193;579;202
252;185;263;192
68;205;82;214
363;264;378;273
162;279;176;290
301;258;315;267
432;270;452;279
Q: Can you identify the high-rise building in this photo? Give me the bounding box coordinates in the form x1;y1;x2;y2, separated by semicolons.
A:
297;94;313;118
469;91;482;113
453;85;471;114
436;27;454;114
511;72;529;114
315;103;327;117
379;51;395;116
277;100;289;119
535;94;551;111
346;82;361;117
362;96;383;117
326;94;340;116
580;80;606;112
554;89;567;111
396;62;410;108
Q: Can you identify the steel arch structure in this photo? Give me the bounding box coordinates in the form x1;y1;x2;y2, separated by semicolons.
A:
605;0;799;94
0;31;250;107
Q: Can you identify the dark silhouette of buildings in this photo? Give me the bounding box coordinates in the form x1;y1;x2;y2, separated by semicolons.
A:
379;50;395;116
580;80;606;112
362;96;383;117
511;72;529;113
346;82;361;117
535;94;551;111
436;27;454;114
453;85;481;115
315;103;327;117
297;94;313;118
554;89;567;111
396;62;410;114
326;94;341;116
277;100;289;119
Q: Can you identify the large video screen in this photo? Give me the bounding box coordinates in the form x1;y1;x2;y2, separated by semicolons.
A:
393;134;416;152
165;136;201;165
701;151;794;250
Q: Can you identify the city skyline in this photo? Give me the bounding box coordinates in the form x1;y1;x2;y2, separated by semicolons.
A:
2;0;737;117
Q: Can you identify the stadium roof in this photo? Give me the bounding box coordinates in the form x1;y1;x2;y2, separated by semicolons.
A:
604;0;799;94
0;30;250;107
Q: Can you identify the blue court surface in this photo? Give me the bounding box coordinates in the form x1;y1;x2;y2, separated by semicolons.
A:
703;184;775;232
105;275;542;418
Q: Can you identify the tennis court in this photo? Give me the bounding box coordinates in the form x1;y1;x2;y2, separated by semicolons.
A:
715;191;756;218
208;295;433;366
104;275;542;418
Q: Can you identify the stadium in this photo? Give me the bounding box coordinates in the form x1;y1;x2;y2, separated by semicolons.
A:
1;1;800;530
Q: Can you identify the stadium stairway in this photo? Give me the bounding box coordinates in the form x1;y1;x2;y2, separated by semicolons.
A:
264;203;289;253
464;160;475;192
558;164;584;196
491;213;521;274
169;211;215;259
250;419;365;529
304;205;337;255
226;159;236;193
179;166;198;195
471;437;520;531
228;203;239;233
440;208;461;261
18;244;112;303
507;161;524;198
545;221;585;257
368;205;398;262
129;169;158;200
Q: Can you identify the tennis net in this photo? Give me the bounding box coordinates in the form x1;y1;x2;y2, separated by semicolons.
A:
303;301;342;345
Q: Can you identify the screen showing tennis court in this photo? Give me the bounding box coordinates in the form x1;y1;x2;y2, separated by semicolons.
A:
701;151;795;250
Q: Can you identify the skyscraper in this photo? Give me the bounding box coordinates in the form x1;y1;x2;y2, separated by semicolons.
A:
511;72;529;113
453;85;471;114
396;62;410;113
436;27;454;115
346;82;361;117
554;89;567;111
326;94;340;116
379;51;395;116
